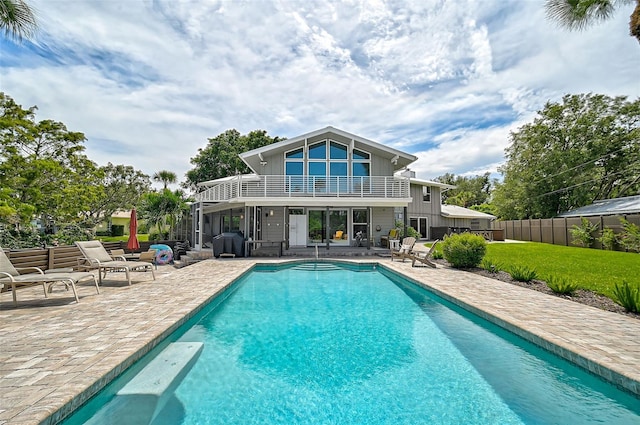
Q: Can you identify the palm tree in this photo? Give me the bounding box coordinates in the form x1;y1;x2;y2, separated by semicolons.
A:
545;0;640;44
0;0;37;41
152;170;177;189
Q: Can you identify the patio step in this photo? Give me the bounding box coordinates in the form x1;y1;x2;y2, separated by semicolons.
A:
291;263;343;271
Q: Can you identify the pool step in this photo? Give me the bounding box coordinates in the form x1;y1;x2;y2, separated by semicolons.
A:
86;342;203;425
291;263;343;271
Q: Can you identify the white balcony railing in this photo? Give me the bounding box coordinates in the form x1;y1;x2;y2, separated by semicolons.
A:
195;175;410;202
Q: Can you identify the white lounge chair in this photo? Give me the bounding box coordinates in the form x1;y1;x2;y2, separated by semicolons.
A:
0;247;99;305
75;241;156;286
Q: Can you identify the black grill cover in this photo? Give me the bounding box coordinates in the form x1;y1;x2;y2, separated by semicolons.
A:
212;232;245;257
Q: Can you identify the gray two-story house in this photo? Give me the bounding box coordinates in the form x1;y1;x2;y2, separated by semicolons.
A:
191;126;494;254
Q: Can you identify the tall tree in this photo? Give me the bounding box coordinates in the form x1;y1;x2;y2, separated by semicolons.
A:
139;188;192;239
0;0;37;41
435;173;492;207
153;170;177;189
79;163;152;228
545;0;640;44
492;93;640;219
185;129;283;190
0;93;151;231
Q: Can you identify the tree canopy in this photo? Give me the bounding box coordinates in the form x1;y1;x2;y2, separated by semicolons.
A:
185;129;283;190
434;172;492;207
545;0;640;44
0;0;37;42
492;93;640;219
0;92;151;234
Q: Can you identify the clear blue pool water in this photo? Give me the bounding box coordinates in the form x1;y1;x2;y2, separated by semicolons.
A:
65;262;640;425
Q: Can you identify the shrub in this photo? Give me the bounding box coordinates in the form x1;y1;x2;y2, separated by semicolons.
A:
570;217;598;248
432;250;444;260
597;227;617;251
0;229;43;249
441;233;486;268
480;257;501;274
546;276;579;294
52;224;94;246
394;220;421;239
618;218;640;253
509;265;537;282
111;225;125;236
612;280;640;313
149;231;170;241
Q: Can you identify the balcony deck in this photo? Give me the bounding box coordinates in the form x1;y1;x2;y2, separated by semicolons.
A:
195;175;410;203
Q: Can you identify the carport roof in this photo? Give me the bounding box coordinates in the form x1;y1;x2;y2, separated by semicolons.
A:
557;195;640;217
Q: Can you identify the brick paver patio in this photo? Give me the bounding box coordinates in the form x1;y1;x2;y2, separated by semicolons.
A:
1;258;638;424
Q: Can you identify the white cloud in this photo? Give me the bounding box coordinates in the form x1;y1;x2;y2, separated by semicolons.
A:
2;0;638;189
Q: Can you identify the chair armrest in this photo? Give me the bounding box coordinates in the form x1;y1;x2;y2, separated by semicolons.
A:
111;255;126;261
0;271;17;281
77;257;102;270
16;266;45;275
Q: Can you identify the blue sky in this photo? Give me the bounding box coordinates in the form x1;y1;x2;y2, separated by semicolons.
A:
2;0;639;189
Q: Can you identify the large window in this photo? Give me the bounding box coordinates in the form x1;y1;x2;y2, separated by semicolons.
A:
352;148;370;193
285;147;304;192
283;140;371;194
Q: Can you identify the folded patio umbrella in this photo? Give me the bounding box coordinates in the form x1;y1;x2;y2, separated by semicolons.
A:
127;208;140;252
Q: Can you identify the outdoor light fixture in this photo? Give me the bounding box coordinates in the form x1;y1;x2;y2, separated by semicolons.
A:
265;210;274;217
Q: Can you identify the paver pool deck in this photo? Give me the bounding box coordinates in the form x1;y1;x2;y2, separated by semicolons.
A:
1;257;639;424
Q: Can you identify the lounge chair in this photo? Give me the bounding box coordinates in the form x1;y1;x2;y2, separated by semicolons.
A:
138;249;158;269
75;241;156;286
410;240;440;268
110;249;126;260
390;237;416;262
0;247;99;305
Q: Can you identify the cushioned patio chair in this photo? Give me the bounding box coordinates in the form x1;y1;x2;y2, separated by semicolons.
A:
381;228;399;248
76;240;156;286
0;247;99;305
110;249;126;260
410;240;440;268
138;249;158;270
390;237;416;262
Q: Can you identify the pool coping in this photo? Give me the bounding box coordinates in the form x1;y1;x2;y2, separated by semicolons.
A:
0;258;638;424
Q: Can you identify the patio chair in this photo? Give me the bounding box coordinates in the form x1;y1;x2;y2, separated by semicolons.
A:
381;228;399;248
0;247;99;305
138;249;158;270
390;237;416;262
410;240;440;268
110;249;126;260
75;240;156;286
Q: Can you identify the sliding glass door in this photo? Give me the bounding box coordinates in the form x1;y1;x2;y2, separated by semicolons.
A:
308;209;349;245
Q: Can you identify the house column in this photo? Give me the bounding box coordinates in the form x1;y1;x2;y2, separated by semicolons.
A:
403;206;408;239
325;206;330;250
366;207;371;250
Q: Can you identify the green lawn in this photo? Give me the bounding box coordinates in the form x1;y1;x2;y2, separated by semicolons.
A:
99;234;150;243
482;242;640;298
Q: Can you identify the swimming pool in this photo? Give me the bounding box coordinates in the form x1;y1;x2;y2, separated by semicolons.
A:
64;262;640;424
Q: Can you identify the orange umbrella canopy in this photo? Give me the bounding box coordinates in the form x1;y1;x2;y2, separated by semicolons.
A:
127;208;140;251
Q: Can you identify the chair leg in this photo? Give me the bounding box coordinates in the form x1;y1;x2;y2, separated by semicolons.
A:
68;281;79;303
125;269;132;285
88;275;100;294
